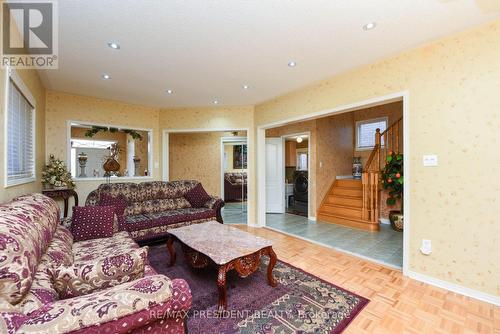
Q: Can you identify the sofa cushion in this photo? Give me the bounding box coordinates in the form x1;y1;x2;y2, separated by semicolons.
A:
71;206;115;241
123;208;215;232
0;299;27;334
48;247;148;299
98;194;128;229
184;183;211;208
124;197;191;216
72;231;139;262
0;193;60;304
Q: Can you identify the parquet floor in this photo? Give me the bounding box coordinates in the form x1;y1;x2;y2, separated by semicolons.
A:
235;225;499;334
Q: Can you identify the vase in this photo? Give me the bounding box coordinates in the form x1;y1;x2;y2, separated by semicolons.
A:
389;210;404;232
352;156;362;180
103;158;120;173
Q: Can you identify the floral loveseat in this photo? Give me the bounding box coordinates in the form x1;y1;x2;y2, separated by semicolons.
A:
85;180;225;242
224;172;247;201
0;193;191;334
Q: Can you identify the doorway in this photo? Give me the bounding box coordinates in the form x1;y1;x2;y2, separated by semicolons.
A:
163;129;249;225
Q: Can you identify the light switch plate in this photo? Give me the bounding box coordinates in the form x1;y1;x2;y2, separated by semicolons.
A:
423;155;438;166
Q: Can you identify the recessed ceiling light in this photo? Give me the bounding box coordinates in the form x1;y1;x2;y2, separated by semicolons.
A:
107;42;120;49
363;22;377;31
288;61;297;67
166;89;173;94
296;137;303;143
213;100;219;104
101;74;111;80
242;84;249;90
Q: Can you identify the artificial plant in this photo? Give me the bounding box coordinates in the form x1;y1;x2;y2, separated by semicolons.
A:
42;155;76;189
380;151;403;211
84;126;143;140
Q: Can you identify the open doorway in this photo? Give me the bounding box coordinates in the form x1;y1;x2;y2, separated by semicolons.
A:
261;97;406;270
164;130;248;225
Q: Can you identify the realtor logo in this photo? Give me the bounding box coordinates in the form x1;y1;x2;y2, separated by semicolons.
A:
1;1;58;69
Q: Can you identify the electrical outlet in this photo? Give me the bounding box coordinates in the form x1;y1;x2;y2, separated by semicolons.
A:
420;239;432;255
423;155;438;166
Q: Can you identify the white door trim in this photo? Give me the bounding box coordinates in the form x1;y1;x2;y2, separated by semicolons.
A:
281;131;313;220
256;91;410;277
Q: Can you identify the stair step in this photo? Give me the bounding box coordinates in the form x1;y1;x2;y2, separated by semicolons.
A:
316;212;379;232
335;179;362;188
319;204;362;219
331;187;363;197
327;195;363;207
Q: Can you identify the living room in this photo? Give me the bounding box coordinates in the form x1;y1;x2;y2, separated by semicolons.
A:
0;1;499;333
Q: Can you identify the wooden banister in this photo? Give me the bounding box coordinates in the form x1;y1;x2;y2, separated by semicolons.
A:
361;116;403;224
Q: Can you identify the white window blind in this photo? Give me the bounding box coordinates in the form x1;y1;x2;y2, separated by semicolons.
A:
356;117;387;150
6;79;35;185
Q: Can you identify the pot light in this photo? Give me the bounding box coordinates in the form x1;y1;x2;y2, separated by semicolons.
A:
101;74;111;80
288;61;297;67
363;22;377;31
213;100;219;104
107;42;120;49
242;84;249;90
166;89;173;94
296;137;303;143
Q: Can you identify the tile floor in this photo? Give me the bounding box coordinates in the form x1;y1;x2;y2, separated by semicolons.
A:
222;202;248;225
266;213;404;268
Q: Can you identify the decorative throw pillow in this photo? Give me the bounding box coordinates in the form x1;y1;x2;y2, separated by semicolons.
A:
71;206;115;241
98;194;128;230
184;183;211;208
47;247;148;299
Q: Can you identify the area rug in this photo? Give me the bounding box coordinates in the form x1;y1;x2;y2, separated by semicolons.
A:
148;243;369;333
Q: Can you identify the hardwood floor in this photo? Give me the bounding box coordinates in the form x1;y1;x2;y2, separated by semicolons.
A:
235;225;499;334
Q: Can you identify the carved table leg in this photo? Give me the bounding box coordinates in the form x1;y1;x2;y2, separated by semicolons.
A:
217;265;228;311
267;247;278;287
167;236;176;267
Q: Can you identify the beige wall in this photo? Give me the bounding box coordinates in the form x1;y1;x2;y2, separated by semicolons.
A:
0;68;46;203
255;21;500;296
169;131;247;197
316;112;353;211
45;91;161;205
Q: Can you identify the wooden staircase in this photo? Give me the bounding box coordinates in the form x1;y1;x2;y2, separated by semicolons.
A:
318;178;379;231
317;116;403;232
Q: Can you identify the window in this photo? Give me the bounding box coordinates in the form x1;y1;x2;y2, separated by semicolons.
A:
356;117;387;150
5;70;36;186
296;149;308;171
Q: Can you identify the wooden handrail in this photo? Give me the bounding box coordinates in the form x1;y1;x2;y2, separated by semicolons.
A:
361;116;403;223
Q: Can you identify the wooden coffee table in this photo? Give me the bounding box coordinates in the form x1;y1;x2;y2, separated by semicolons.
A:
167;221;278;311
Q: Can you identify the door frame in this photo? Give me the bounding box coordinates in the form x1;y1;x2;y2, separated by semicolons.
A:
162;127;251;224
220;136;248;202
281;132;313;219
257;91;410;275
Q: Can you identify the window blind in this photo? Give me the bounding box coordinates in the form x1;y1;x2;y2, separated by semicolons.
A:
7;79;35;184
356;118;387;149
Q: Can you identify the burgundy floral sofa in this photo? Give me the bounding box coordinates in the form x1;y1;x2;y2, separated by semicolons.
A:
0;193;191;334
85;180;224;242
224;172;247;201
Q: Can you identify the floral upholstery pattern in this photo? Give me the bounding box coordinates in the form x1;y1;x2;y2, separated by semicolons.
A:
0;194;191;334
98;193;128;230
48;247;148;298
0;193;60;304
85;180;224;242
16;275;174;334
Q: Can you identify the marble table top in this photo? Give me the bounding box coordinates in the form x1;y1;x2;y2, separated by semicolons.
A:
168;221;273;265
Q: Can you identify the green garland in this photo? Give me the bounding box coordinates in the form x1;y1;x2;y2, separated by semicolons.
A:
381;151;403;210
84;126;143;140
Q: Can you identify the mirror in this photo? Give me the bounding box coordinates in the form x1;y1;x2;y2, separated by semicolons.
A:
69;123;151;179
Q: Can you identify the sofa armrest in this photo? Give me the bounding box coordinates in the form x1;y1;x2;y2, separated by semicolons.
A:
204;196;225;223
17;275;190;334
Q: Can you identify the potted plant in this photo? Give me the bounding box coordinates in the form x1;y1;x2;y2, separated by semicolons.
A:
381;151;403;231
42;155;76;189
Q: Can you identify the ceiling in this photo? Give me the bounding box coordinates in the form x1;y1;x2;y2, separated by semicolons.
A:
38;0;500;108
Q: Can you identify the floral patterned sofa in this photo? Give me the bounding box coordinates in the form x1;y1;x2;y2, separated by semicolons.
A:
85;180;225;242
0;193;191;334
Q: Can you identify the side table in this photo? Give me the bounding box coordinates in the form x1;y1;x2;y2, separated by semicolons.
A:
42;188;79;218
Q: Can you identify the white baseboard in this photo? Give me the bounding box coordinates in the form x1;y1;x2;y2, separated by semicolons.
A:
408;270;500;306
379;218;390;225
308;216;317;221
